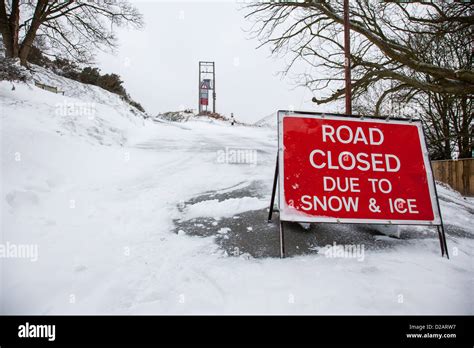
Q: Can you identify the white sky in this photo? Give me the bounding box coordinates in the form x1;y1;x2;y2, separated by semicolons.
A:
95;1;337;123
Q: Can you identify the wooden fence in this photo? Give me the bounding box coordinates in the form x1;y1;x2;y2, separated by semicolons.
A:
431;158;473;196
34;81;65;95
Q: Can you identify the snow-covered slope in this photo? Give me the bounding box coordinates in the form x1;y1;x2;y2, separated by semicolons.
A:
1;68;473;315
1;65;148;146
254;112;277;129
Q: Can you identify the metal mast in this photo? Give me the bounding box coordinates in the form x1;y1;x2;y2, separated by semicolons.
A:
198;61;216;114
344;0;352;115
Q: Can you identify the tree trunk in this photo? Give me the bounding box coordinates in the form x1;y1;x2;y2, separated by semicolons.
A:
442;125;451;159
18;0;47;65
18;21;41;65
0;0;20;58
458;98;472;159
0;0;47;65
9;0;20;57
441;100;452;160
459;132;471;158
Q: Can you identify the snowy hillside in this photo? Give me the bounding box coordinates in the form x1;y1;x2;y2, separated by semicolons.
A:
254;112;277;129
1;68;473;315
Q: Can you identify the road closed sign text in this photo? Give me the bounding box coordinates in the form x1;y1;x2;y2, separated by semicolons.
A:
278;113;440;225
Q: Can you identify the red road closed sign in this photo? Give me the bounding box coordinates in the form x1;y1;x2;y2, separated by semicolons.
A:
278;112;440;225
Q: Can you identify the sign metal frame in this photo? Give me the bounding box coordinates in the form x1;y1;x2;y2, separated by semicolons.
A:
268;110;449;259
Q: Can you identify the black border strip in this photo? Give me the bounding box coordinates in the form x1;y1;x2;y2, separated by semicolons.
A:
0;315;472;346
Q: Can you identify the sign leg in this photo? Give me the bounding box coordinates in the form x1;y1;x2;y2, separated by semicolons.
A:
440;224;449;259
279;220;286;259
436;225;445;257
427;152;449;259
268;154;279;222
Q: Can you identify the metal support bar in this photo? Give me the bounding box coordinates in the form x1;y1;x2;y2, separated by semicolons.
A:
343;0;352;115
267;153;285;258
268;154;279;222
426;144;450;259
198;64;201;114
279;220;286;259
212;62;216;113
436;225;445;257
438;222;449;260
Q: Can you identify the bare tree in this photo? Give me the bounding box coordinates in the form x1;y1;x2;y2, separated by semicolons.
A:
0;0;143;66
408;27;472;159
245;0;474;106
350;17;473;159
419;93;472;160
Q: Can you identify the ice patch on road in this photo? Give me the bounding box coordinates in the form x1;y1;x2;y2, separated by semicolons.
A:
183;197;268;221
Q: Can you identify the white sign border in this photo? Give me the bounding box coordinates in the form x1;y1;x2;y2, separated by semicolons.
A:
277;110;442;226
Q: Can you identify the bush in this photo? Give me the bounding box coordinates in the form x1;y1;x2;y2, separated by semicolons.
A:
129;100;145;113
0;58;30;82
27;46;50;67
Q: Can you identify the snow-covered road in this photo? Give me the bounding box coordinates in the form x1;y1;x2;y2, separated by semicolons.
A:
1;79;473;315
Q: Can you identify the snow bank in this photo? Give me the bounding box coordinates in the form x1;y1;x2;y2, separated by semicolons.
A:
1;80;147;149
